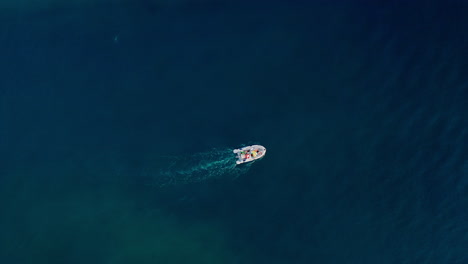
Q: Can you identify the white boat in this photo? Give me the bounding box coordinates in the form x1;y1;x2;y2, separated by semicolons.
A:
233;145;266;165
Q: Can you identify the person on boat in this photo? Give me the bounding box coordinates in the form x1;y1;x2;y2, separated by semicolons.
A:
238;150;248;161
251;150;258;158
241;153;249;162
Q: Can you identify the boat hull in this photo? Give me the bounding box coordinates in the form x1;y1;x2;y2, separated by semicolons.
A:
233;145;266;164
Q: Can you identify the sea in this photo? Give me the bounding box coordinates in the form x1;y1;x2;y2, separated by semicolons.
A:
0;1;467;263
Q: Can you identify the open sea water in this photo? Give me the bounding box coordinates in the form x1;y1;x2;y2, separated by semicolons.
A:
0;1;467;263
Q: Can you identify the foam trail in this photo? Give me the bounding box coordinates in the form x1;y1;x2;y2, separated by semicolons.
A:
143;149;252;187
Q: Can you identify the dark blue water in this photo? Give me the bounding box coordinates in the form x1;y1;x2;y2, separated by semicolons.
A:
1;1;467;263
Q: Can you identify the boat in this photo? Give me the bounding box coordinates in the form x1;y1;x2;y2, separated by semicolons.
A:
233;145;266;165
